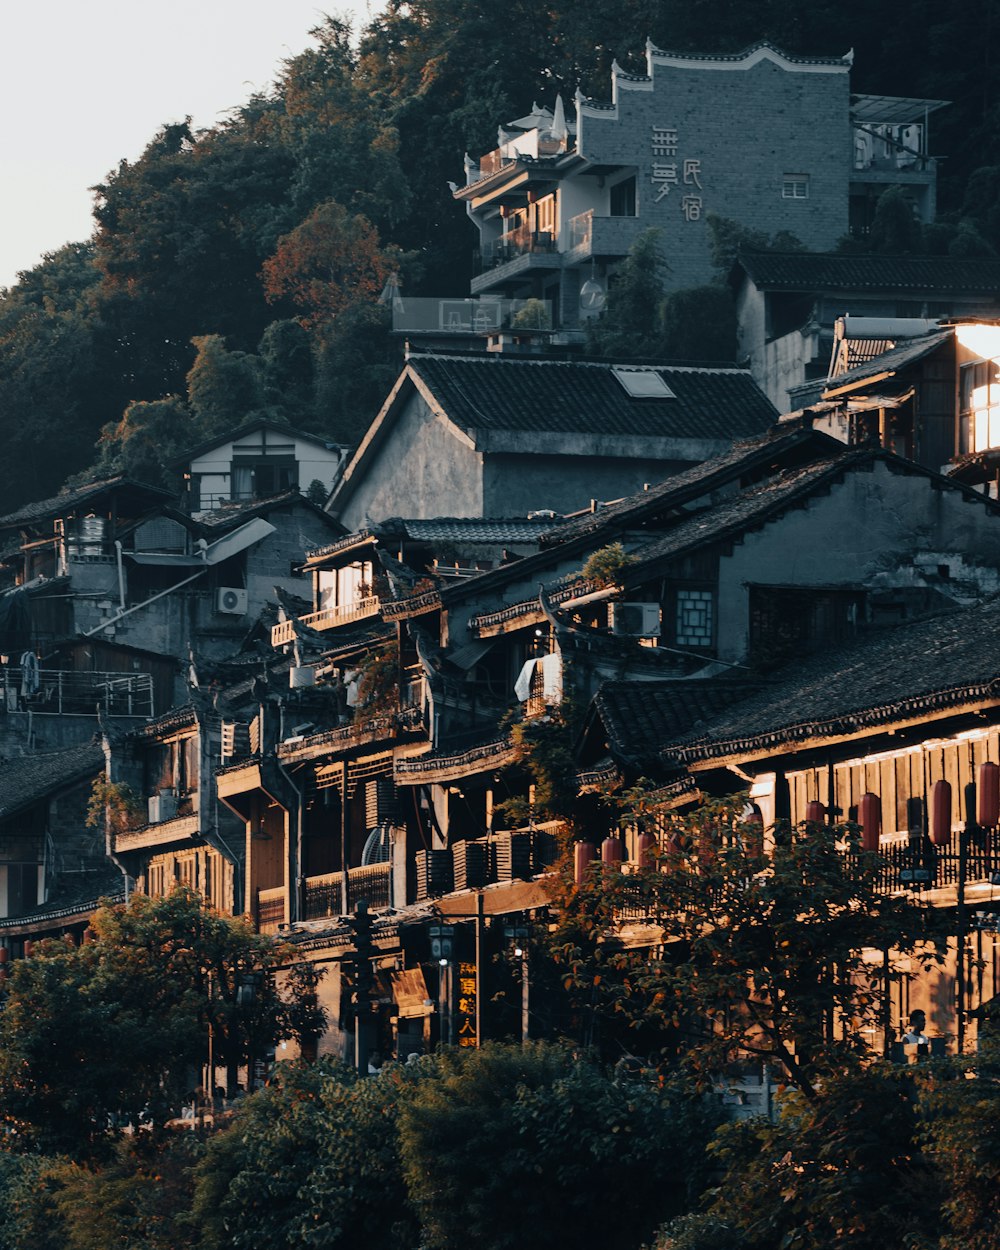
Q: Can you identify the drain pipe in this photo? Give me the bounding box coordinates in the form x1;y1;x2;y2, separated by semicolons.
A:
114;541;126;611
84;564;209;637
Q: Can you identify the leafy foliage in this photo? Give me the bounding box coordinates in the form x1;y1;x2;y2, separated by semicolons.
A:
553;797;941;1093
192;1059;419;1250
0;890;323;1156
582;540;637;588
397;1042;711;1250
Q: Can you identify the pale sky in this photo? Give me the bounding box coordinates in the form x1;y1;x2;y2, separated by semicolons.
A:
0;0;383;290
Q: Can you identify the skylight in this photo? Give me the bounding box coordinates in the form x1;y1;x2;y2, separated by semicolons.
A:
611;367;676;399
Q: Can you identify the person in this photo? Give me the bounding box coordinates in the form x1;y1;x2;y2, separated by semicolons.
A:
902;1009;929;1046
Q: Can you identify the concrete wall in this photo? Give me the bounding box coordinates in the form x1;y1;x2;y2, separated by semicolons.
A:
715;461;1000;662
578;50;850;291
482;452;693;518
337;394;486;531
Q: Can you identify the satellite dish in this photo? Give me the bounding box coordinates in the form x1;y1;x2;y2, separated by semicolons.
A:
580;278;606;311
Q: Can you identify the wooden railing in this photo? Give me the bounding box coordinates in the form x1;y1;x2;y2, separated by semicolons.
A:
256;886;286;934
304;862;392;919
271;596;380;646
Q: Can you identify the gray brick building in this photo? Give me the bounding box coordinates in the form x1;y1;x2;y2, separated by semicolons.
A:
456;42;941;337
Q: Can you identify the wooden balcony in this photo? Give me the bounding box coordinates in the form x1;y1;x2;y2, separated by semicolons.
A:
271;596;380;647
304;862;392;919
256;886;286;934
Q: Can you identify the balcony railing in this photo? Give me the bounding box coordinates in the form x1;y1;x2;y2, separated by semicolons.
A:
0;666;154;717
480;224;558;269
271;596;380;646
304;862;392;919
257;886;286;934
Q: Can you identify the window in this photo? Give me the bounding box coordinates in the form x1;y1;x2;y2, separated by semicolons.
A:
782;175;809;200
961;359;1000;453
610;175;637;217
230;457;298;501
674;588;714;648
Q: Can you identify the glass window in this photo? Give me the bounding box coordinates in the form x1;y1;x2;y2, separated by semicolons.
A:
675;588;714;648
610;176;637;217
962;360;1000;452
782;175;809;199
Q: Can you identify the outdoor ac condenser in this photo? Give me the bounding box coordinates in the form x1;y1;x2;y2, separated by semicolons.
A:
216;587;249;615
610;602;661;637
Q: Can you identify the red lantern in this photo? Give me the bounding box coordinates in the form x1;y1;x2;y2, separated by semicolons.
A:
743;805;764;859
858;792;882;853
979;761;1000;828
601;835;625;870
931;779;952;846
805;800;826;826
636;831;656;869
574;841;596;886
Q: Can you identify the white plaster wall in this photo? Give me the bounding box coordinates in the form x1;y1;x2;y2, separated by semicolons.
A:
337;396;485;531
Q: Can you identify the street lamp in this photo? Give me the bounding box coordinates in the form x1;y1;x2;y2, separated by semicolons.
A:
504;923;530;1043
429;924;454;1045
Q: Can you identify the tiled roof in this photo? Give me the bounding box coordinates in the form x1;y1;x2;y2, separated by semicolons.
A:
825;330;953;391
662;598;1000;764
541;424;830;546
735;252;1000;294
408;355;778;443
170;418;337;467
0;478;173;530
648;39;850;68
393;517;567;543
194;490;339;532
593;680;765;765
0;742;104;819
622;452;860;572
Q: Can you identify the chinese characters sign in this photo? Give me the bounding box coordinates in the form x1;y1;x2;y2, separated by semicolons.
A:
457;960;477;1047
650;127;704;221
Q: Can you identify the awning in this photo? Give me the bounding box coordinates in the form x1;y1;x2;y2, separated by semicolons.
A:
126;553;206;567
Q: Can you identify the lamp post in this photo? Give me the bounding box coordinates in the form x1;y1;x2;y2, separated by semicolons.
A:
504;923;530;1043
428;923;454;1046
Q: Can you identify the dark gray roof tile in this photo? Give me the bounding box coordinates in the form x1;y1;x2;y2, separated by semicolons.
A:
409;355;777;443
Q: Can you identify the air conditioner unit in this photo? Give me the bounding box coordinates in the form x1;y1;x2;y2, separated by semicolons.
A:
148;792;179;824
610;602;661;638
216;587;248;616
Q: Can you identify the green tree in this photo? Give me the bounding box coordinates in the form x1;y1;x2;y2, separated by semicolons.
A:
557;798;940;1095
868;186;924;254
0;890;322;1156
586;228;668;358
655;1065;943;1250
918;1035;1000;1250
186;334;266;434
662;286;738;362
0;1135;203;1250
398;1042;714;1250
192;1059;420;1250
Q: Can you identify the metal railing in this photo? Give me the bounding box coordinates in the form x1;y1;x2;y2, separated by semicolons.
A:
271;596;380;646
0;667;154;717
481;224;558;268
